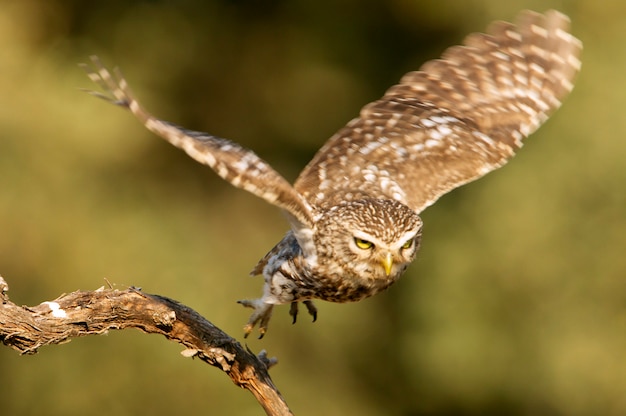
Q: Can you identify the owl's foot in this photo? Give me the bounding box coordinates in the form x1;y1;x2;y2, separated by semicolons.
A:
238;299;319;338
237;298;274;339
289;300;318;324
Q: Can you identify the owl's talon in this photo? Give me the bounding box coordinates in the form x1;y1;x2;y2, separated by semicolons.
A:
289;302;299;324
303;300;318;322
289;301;316;324
238;299;274;338
242;323;254;338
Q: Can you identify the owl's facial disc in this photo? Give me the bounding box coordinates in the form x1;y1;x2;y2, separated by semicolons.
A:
351;229;420;277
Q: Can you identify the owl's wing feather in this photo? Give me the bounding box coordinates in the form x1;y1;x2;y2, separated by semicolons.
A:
294;10;582;213
82;56;315;228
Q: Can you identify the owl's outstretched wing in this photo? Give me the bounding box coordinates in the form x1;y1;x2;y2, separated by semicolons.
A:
294;10;582;213
82;56;315;228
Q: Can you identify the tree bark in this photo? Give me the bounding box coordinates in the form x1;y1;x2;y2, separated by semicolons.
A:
0;275;293;416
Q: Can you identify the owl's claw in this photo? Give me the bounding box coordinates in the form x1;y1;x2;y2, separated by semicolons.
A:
304;300;318;322
238;299;274;339
289;302;298;324
289;300;318;324
239;299;318;337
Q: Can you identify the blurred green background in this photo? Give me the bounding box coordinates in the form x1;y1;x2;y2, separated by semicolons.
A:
0;0;624;415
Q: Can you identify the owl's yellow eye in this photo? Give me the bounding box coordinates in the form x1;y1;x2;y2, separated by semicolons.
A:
401;238;414;250
354;238;374;250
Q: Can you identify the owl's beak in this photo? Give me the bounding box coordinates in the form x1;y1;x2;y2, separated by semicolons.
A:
381;252;393;276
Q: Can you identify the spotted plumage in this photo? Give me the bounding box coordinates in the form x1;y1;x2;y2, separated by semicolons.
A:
82;10;581;338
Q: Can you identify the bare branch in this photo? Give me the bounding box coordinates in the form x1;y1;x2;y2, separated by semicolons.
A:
0;277;293;416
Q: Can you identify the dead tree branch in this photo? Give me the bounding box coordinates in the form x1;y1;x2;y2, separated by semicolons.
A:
0;275;293;416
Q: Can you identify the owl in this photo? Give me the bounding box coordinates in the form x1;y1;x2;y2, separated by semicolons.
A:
82;10;581;338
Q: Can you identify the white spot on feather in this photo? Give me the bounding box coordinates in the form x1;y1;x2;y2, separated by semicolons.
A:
472;131;496;146
359;139;384;155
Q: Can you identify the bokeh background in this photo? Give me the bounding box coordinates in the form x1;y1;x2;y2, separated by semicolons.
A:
0;0;624;415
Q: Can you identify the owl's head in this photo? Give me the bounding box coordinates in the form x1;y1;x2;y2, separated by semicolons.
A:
313;198;422;293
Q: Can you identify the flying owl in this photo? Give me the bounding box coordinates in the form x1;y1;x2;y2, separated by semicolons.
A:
82;10;581;338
